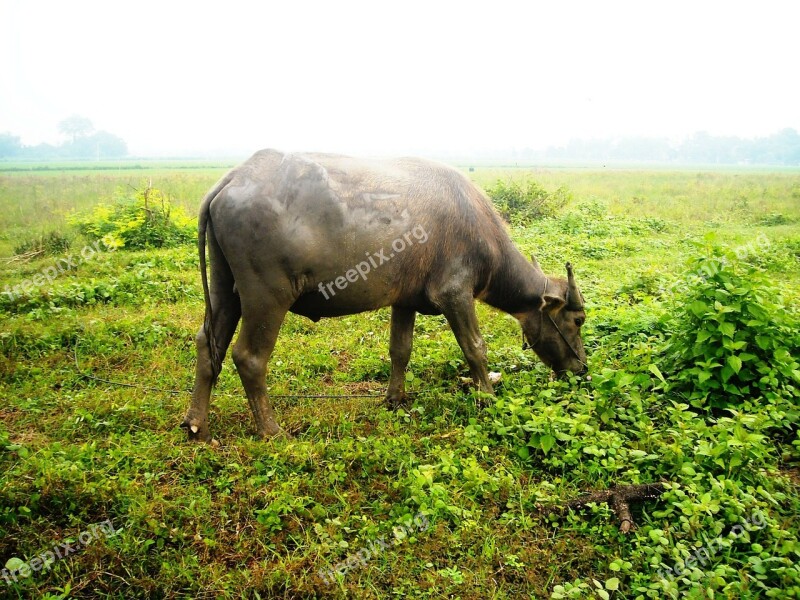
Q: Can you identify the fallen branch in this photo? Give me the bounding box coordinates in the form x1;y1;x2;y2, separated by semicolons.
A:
4;248;45;263
538;482;667;534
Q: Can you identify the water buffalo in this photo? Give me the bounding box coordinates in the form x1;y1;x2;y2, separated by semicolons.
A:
182;149;587;441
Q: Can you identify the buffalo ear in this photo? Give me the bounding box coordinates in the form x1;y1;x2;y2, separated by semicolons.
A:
542;293;566;313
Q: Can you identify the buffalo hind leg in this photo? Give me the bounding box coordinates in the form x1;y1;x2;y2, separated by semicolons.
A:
184;306;240;441
385;306;416;408
183;233;241;442
232;304;287;438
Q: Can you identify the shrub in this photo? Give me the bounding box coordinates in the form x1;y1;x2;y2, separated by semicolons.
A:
12;230;72;258
756;212;794;226
660;242;800;429
485;179;569;224
68;185;195;250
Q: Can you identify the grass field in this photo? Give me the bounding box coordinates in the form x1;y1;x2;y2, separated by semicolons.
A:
1;162;799;599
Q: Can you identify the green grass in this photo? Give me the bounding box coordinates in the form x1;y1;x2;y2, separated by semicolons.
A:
470;168;800;223
1;164;799;598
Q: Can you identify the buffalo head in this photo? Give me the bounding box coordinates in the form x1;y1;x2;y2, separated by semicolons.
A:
520;259;588;377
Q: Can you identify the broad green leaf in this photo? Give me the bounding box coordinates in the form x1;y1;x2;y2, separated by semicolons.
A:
5;557;25;573
649;364;667;383
689;300;708;317
755;335;772;350
697;370;713;384
721;365;735;383
728;355;742;374
696;329;713;344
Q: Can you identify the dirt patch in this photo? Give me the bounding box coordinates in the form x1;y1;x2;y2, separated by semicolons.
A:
781;466;800;486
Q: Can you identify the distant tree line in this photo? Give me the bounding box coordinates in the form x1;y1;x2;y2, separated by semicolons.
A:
0;116;127;160
527;128;800;165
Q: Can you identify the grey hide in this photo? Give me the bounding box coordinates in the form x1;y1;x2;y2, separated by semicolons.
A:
182;149;587;440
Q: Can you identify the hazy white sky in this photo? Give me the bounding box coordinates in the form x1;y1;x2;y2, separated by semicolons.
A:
1;0;798;157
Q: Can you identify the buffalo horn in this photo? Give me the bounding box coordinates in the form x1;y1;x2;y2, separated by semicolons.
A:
530;254;543;273
566;262;584;309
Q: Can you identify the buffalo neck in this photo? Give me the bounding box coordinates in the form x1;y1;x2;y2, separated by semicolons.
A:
481;243;548;314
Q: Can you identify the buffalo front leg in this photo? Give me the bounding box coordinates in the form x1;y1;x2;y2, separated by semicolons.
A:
440;295;494;398
385;306;416;408
231;304;287;439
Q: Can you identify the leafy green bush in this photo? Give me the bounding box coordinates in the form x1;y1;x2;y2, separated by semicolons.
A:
660;243;800;426
12;230;71;257
485;179;570;224
557;199;668;238
756;212;794;226
68;185;195;250
747;236;800;273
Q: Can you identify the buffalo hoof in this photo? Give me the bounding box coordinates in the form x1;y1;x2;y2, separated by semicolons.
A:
255;421;286;440
384;393;410;410
257;427;290;441
180;417;211;442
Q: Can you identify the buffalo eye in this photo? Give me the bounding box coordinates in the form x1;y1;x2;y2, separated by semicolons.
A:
575;317;585;327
